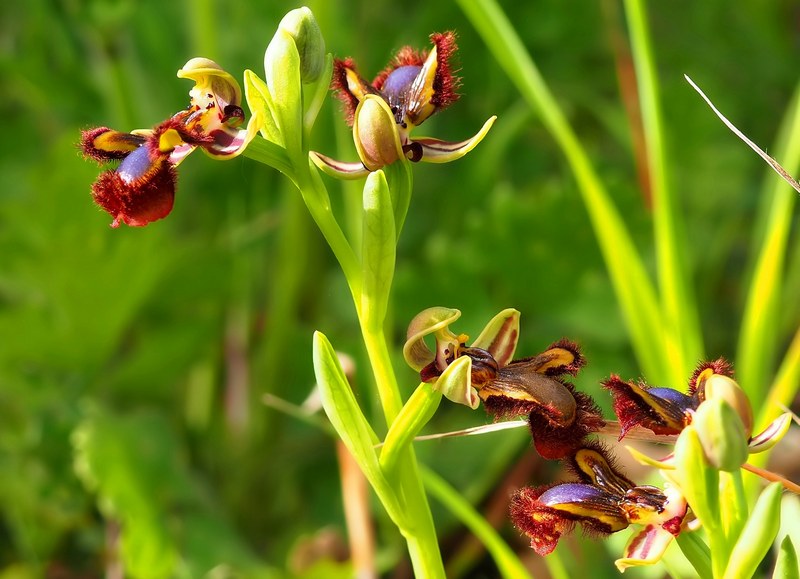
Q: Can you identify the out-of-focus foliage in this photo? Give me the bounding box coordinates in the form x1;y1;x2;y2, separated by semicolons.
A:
1;0;798;577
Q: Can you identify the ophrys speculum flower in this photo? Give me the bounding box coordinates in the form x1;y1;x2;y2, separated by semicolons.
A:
311;32;495;178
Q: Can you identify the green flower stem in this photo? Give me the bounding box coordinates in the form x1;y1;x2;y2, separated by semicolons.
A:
623;0;703;381
422;466;534;579
458;0;670;384
359;322;445;577
294;161;362;301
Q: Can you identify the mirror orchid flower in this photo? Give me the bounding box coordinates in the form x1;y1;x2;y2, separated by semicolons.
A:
602;358;791;463
403;307;605;459
80;58;260;227
311;31;496;179
510;443;688;571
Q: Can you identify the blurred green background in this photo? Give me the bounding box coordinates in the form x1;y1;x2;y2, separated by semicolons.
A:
2;0;799;577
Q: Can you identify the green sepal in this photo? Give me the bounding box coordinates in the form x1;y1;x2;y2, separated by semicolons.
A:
672;425;720;531
723;482;783;579
312;331;407;527
470;308;521;368
773;536;799;579
360;170;396;328
379;382;443;479
243;70;282;145
693;397;749;472
264;28;303;162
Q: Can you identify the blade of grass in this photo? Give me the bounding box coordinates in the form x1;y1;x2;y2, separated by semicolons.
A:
624;0;704;381
457;0;669;384
421;466;534;579
736;81;800;401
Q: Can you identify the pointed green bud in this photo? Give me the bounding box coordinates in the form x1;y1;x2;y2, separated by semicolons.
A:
693;397;749;472
277;7;325;84
703;373;753;438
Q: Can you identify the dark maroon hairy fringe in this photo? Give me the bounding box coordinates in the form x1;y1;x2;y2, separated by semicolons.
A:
527;384;605;460
688;357;734;394
371;45;427;91
79;127;145;163
542;338;586;376
428;31;461;111
91;160;176;227
602;374;687;438
330;58;362;126
509;485;575;556
481;391;542;419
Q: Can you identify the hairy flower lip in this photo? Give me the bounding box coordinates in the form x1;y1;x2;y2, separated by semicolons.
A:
511;444;688;566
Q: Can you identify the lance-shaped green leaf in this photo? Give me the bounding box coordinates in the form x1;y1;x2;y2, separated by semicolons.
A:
264;28;303;161
671;425;720;532
693;397;749;472
382;158;414;240
312;331;407;527
723;482;783;579
773;536;799;579
361;170;396;328
379;382;443;479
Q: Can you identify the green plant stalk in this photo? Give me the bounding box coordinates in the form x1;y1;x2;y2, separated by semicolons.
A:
358;248;445;577
293;161;363;302
623;0;703;383
458;0;670;384
422;466;534;579
737;80;800;402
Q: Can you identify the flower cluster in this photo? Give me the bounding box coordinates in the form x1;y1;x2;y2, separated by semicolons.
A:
403;306;793;569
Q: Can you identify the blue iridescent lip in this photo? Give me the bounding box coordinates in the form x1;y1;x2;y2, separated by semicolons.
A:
117;145;152;184
539;483;616;505
381;65;423;121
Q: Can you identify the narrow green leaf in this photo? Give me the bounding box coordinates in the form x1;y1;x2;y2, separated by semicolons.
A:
736;80;800;403
672;426;720;531
773;536;799;579
422;467;533;579
624;0;703;380
676;532;713;579
379;382;442;479
724;482;783;579
456;0;670;384
312;331;407;527
360;170;396;328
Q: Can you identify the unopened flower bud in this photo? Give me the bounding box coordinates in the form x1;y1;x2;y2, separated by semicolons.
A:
693;397;749;471
278;7;325;83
